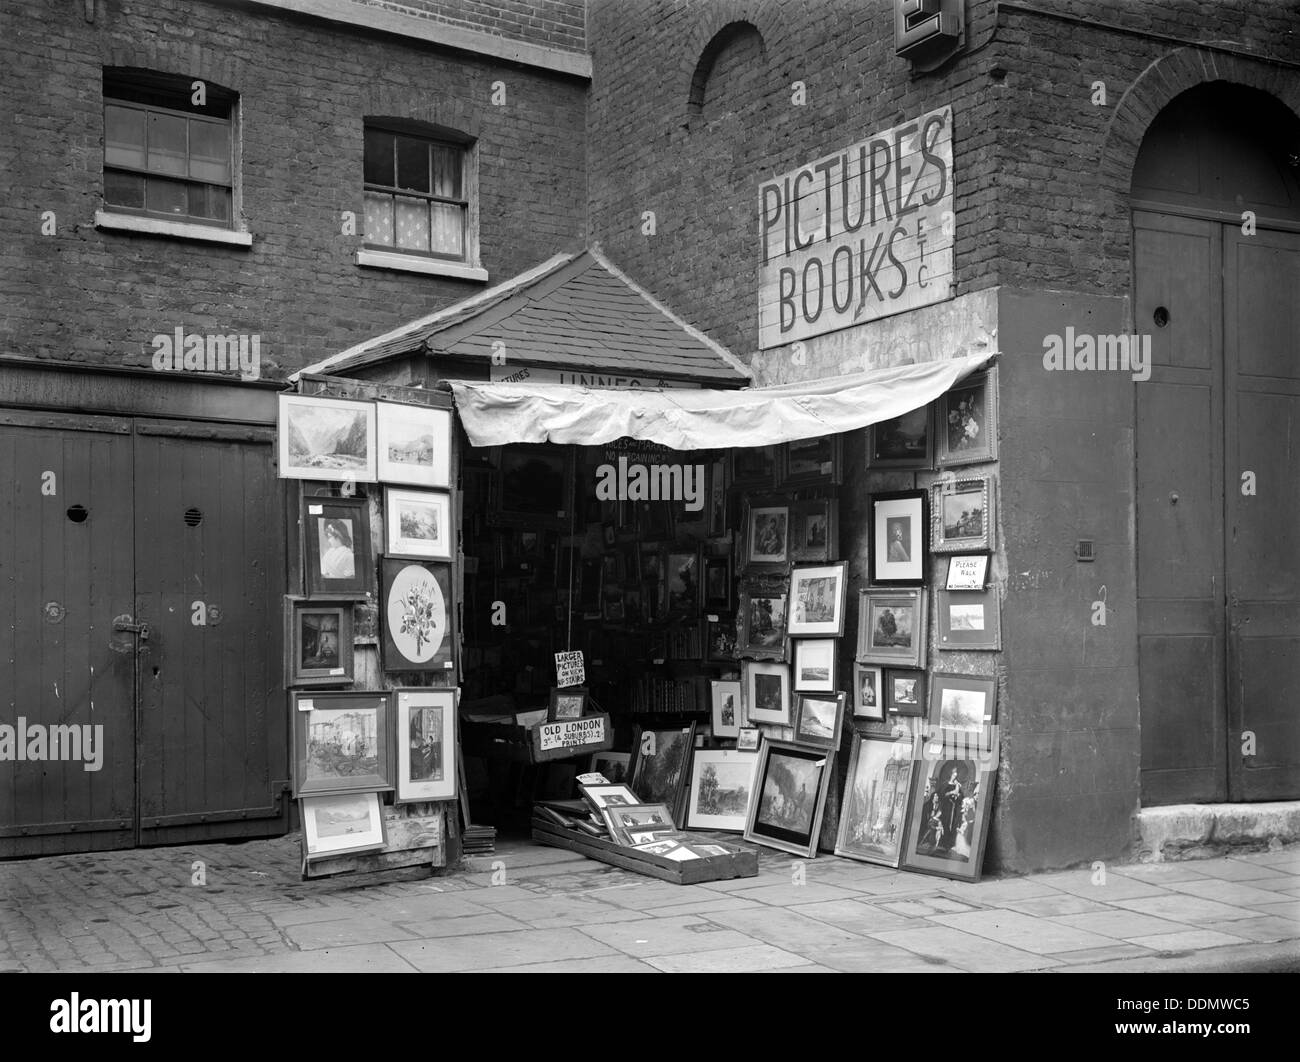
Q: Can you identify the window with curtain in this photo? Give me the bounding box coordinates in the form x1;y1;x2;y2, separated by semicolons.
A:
102;72;235;227
363;125;470;261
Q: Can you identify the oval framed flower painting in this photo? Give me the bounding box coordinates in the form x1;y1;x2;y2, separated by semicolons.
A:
381;559;454;674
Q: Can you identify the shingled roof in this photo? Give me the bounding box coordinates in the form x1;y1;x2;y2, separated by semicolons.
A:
296;245;752;385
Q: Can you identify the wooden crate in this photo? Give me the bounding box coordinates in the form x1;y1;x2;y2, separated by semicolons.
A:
530;813;758;885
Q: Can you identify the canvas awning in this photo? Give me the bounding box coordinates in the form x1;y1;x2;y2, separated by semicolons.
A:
449;351;997;450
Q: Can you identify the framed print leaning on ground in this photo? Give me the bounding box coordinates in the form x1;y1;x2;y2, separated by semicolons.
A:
301;791;387;860
743;739;835;859
394;687;456;804
835;733;915;868
686;749;758;832
901;757;996;882
628;723;696;827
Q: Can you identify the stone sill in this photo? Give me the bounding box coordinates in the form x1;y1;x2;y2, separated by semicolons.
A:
356;249;488;282
94;211;253;247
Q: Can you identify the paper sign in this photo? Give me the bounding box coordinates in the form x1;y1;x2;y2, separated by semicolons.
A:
946;554;989;590
329;668;344;676
554;650;585;688
576;772;608;785
298;699;314;711
537;716;607;752
308;504;323;514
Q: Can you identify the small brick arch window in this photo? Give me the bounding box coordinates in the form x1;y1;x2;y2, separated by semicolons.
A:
686;21;766;124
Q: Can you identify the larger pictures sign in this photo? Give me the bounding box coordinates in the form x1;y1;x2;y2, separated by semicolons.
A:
758;106;953;349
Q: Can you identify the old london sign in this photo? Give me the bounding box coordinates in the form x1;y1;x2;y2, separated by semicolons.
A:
758;105;953;348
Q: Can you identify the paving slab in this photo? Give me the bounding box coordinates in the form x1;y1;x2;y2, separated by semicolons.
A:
644;895;767;918
644;944;813;973
1126;928;1250;951
453;884;549;907
462;847;590;871
1110;894;1267;924
181;943;419;973
1162;878;1299;908
1043;943;1154;966
1198;916;1300;943
725;881;864;906
996;893;1114;918
284;915;418;950
389;928;617;972
1249;900;1300;921
801;938;958;973
392;912;530;938
1196;860;1298;883
927;909;1121;954
266;904;367;927
1110;862;1210;882
1050;910;1196;939
706;906;865;950
483;956;661;973
790;898;927;936
575;914;761;957
931;877;1065;904
482;895;650;929
876;896;982;918
871;925;1061;972
336;894;493;922
582;882;725;910
1034;870;1167;901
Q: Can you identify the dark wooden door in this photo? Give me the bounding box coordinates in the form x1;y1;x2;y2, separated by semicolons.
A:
1136;212;1300;804
133;420;288;845
0;411;138;856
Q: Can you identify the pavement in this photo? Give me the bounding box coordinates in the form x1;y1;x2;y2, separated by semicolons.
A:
1;834;1298;973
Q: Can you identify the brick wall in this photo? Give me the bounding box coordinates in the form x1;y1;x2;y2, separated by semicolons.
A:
352;0;587;52
0;0;587;377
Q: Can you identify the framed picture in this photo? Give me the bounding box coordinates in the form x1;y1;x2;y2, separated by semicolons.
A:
788;562;848;637
885;669;926;715
742;660;791;726
381;559;455;674
945;553;991;590
869;490;927;586
779;434;842;486
578;782;642;811
737;727;761;751
495;444;572;527
549;687;589;722
664;548;701;614
375;401;451;488
928;673;998;734
936;368;998;467
704;614;737;663
384;487;452;561
932;477;994;554
793;638;836;692
707;456;728;538
628;723;696;827
291;690;391;797
702;554;732;611
285;597;354;687
301;792;387;860
589;751;631;785
394;687;456;804
853;663;885;722
731;446;777;490
743;739;835;859
635;500;674;542
687;749;758;832
857;588;928;668
577;557;603;613
791;498;838;563
278;394;376;482
736;580;789;661
603;803;676;845
303;493;374;597
937;588;1002;651
867;405;933;469
793;691;846;751
834;733;915;867
710;679;742;739
743;498;790;572
902;758;996;882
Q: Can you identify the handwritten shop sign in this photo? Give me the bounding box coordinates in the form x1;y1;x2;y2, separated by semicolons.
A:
537;716;607;752
758;105;953;349
554;651;585;688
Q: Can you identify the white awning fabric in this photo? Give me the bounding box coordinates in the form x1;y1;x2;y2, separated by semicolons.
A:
449;352;997;450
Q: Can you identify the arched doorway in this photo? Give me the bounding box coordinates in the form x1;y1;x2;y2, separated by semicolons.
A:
1134;83;1300;805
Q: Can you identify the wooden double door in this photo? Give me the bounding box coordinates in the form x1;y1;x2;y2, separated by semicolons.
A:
1135;210;1300;804
0;411;288;856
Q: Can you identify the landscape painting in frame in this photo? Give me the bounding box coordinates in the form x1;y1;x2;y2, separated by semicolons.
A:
902;757;996;882
737;580;788;660
384;487;452;561
381;559;454;674
301;791;387;859
376;401;451;488
395;687;456;804
835;733;915;868
867;405;933;469
788;562;847;636
292;691;391;797
589;751;631;785
932;477;993;554
743;739;834;859
628;723;696;826
687;749;758;832
279;394;376;482
793;691;845;751
858;588;928;669
928;673;998;735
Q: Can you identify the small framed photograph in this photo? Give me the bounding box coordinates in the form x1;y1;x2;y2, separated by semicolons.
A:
702;555;733;611
835;733;915;867
589;751;631;785
737;727;761;751
744;739;835;859
291;690;392;797
793;691;846;751
743;498;790;572
788;562;848;637
780;434;842;486
858;588;928;669
375;401;451;488
945;553;991;590
742;660;792;726
548;687;589;722
664;548;701;614
936;368;998;467
854;663;885;722
869;490;927;586
495;444;573;527
707;456;728;538
628;723;696;826
793;638;837;692
278;394;376;482
603;802;676;846
791;499;838;563
929;673;998;734
737;580;789;661
902;758;996;882
937;588;1002;650
867;406;933;469
579;783;641;811
285;597;354;687
301;792;387;860
303;493;374;597
731;446;778;490
704;614;738;663
885;669;926;715
932;477;994;554
381;559;455;674
687;749;758;832
394;687;456;804
710;679;742;739
384;487;452;561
